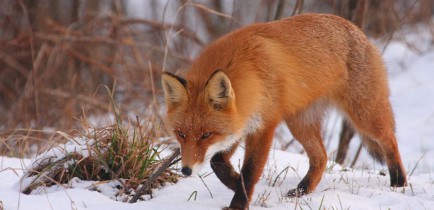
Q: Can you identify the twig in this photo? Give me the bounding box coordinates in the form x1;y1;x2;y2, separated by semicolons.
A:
129;148;180;203
272;166;289;187
291;0;304;17
189;3;234;20
237;159;249;205
350;143;363;168
337;194;344;210
0;51;29;78
66;48;115;75
42;89;108;111
18;0;39;123
381;0;420;53
198;174;213;198
274;0;287;20
34;32;192;64
119;18;203;45
408;152;427;178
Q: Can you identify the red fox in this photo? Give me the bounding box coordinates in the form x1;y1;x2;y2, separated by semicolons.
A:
162;13;406;210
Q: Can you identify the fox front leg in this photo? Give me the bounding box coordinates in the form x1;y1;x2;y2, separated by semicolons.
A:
225;125;276;210
211;142;240;191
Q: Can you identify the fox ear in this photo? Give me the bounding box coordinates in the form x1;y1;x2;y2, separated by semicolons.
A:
205;70;234;110
161;72;188;110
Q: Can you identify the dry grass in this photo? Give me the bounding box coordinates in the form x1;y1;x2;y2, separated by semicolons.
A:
17;90;181;199
19;119;179;199
0;0;197;143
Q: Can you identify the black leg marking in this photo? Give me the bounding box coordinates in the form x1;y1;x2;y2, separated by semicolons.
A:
228;159;255;210
287;178;310;198
389;165;407;187
211;153;238;191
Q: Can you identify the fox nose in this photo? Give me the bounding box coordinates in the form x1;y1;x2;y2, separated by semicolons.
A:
181;167;192;176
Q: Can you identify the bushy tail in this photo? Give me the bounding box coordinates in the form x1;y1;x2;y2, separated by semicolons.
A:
361;135;385;164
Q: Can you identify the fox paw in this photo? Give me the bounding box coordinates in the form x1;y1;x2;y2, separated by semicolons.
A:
222;206;248;210
287;187;308;198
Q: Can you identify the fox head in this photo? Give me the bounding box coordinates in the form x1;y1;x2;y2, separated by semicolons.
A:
161;70;244;176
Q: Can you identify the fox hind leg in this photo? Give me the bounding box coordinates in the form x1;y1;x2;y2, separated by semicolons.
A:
343;97;407;187
340;47;406;187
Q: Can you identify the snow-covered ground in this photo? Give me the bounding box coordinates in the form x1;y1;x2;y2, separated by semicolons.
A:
1;35;434;209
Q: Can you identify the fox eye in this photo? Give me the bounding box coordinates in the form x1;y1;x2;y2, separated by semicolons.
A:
178;131;186;139
201;132;212;139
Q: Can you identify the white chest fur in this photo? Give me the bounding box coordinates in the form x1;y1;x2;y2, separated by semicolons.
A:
243;113;263;135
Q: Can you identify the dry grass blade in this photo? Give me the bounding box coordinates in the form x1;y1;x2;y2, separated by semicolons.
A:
198;173;213;199
188;3;234;20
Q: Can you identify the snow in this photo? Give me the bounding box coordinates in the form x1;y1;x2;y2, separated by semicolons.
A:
1;36;434;209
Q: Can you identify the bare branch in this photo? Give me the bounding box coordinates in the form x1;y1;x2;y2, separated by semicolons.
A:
129;148;180;203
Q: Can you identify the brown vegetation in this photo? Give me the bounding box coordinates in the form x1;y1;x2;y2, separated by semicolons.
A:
0;0;433;160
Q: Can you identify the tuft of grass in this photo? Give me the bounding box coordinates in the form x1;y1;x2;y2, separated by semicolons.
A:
253;189;271;208
19;123;179;198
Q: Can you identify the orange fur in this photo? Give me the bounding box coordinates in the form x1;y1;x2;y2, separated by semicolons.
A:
162;13;406;210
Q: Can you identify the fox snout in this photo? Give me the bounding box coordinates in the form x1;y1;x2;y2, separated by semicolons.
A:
179;146;205;176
